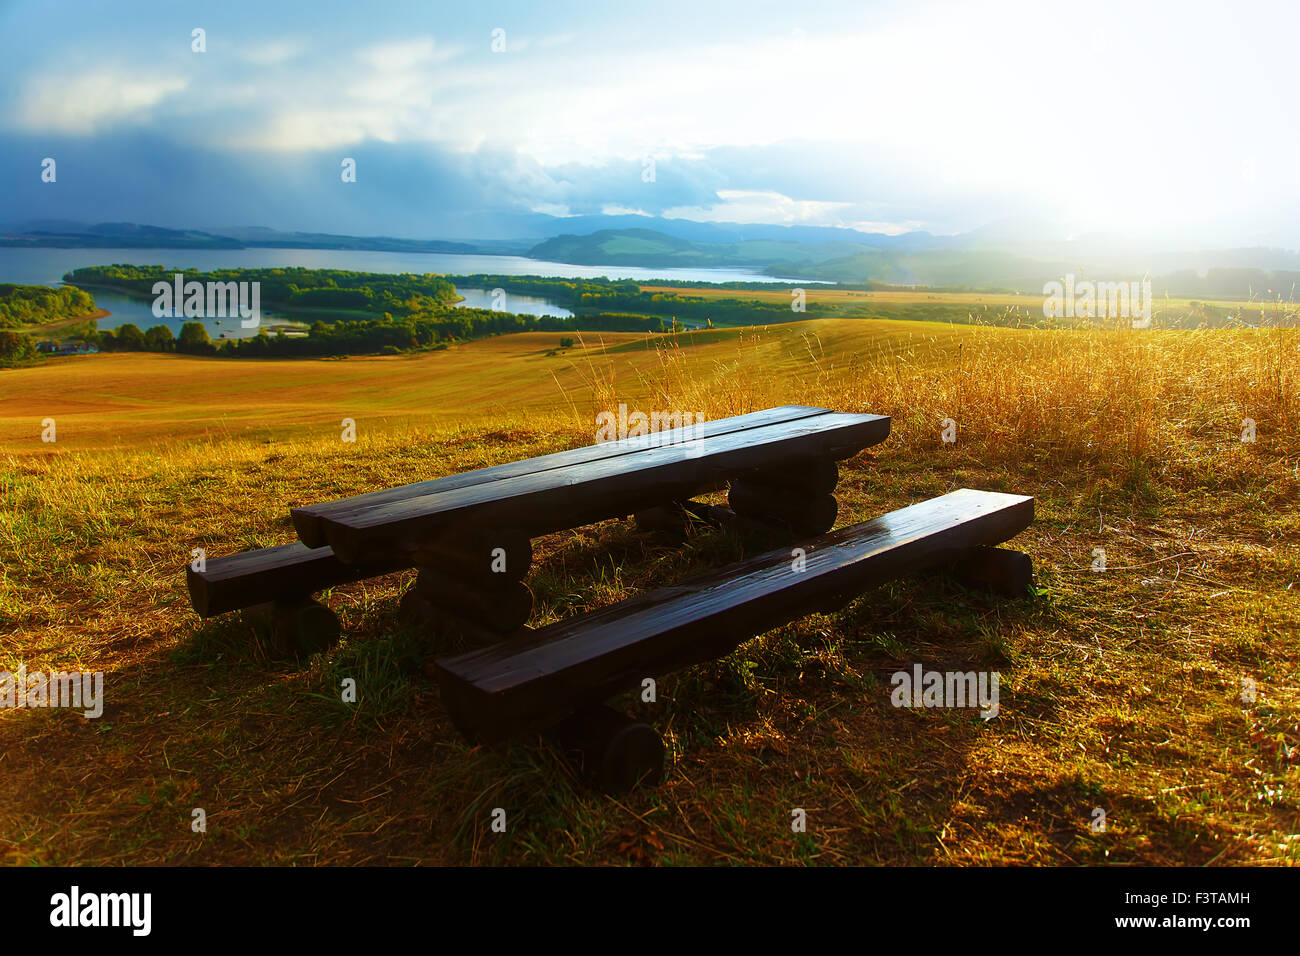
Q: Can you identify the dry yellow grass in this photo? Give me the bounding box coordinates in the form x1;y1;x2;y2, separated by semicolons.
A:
1;318;1297;865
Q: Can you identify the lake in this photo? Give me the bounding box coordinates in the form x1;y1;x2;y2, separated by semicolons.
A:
0;247;797;339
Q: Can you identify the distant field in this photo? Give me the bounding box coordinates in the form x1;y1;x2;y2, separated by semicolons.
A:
1;318;1297;865
640;285;1047;307
0;321;985;450
638;284;1281;312
634;284;1299;332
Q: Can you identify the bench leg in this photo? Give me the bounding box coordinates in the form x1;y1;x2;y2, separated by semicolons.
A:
552;704;665;794
633;502;690;538
948;546;1034;597
243;596;341;659
406;528;532;583
728;480;838;537
399;583;531;646
412;567;533;635
737;457;839;496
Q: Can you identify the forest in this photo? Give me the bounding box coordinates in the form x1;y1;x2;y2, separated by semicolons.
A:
0;283;97;328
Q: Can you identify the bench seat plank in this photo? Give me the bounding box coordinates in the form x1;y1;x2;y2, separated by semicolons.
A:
320;411;891;564
292;405;831;547
436;488;1033;743
186;542;405;618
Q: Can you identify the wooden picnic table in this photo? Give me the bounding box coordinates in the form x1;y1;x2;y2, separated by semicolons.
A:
189;405;890;632
184;404;1036;792
292;405;889;563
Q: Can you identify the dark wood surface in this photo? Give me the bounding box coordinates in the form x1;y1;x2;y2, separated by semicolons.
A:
186;542;406;618
187;406;888;616
319;412;890;564
727;481;839;536
949;546;1034;597
736;458;839;495
291;405;831;547
436;489;1034;743
551;704;665;793
415;567;534;634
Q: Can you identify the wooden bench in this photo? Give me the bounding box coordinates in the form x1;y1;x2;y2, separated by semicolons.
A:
185;405;890;651
435;489;1034;790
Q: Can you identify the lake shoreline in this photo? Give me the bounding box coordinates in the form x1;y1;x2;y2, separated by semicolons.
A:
4;247;800;340
28;308;111;338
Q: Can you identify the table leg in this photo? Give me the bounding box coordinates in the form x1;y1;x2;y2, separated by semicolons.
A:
552;703;665;794
242;596;341;659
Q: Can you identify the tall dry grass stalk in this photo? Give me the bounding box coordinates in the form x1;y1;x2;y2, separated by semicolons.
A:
562;325;1298;481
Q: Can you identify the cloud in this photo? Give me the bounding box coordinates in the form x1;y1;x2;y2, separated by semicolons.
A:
663;189;925;234
601;204;651;216
16;69;188;134
356;37;441;72
536;32;578;49
3;0;1298;245
223;35;471;151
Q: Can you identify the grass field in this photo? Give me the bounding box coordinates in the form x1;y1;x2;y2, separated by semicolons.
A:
1;318;1297;865
638;284;1279;312
636;284;1297;331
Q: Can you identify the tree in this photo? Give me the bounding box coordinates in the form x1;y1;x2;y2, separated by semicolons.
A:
177;321;213;354
115;323;146;350
0;330;36;362
144;324;175;352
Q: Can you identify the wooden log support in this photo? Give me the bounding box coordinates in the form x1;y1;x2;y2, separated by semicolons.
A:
551;704;665;794
633;503;690;537
679;499;733;527
406;528;532;582
415;567;534;634
398;588;530;646
948;546;1034;597
241;596;341;659
727;481;838;537
397;587;437;629
737;457;838;496
680;500;797;548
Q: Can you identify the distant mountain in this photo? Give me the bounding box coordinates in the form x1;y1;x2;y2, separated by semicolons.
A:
0;221;489;254
0;221;242;249
202;225;486;254
528;228;893;273
4;218;1297;296
503;213;945;248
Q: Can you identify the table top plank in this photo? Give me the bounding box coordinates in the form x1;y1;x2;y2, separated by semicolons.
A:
292;404;831;546
319;411;890;563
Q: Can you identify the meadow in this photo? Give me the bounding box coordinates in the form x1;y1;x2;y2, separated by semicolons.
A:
1;317;1297;864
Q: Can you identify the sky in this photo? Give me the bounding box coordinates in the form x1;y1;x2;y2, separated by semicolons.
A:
1;0;1297;245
